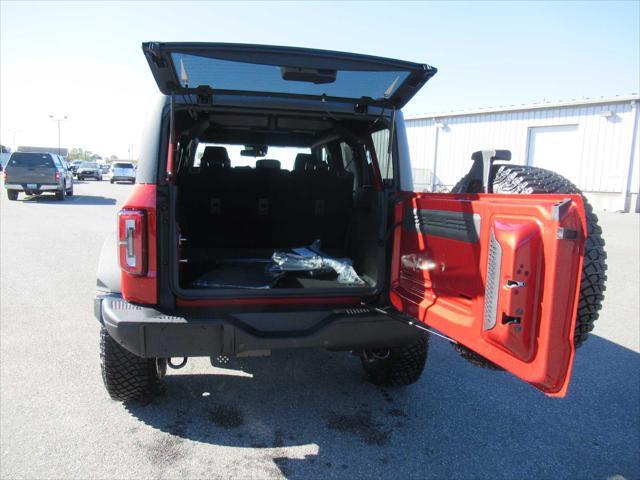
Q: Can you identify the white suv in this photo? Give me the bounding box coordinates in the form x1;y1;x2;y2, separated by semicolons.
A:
110;162;136;184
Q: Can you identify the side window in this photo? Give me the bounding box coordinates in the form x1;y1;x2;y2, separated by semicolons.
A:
319;146;331;170
193;149;202;168
340;142;353;171
340;141;357;189
51;155;62;169
372;128;393;183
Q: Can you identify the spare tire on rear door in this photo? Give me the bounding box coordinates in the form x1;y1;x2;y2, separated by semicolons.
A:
451;164;607;369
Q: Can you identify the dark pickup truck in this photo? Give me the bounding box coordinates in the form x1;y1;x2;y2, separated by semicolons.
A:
3;152;74;200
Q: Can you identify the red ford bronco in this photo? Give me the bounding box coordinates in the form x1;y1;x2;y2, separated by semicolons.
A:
95;43;606;401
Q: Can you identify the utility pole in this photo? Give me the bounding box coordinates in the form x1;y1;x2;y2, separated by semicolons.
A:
49;115;68;155
9;129;20;152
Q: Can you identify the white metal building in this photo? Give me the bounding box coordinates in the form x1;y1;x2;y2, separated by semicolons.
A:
405;95;640;212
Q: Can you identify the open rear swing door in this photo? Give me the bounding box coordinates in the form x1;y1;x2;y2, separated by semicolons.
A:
389;192;587;396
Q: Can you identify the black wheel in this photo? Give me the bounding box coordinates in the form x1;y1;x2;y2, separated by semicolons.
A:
360;334;429;386
451;164;607;368
7;190;18;201
67;182;74;196
110;178;114;184
55;186;65;201
100;327;164;402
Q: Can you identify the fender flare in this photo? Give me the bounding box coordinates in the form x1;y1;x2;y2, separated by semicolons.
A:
96;232;121;294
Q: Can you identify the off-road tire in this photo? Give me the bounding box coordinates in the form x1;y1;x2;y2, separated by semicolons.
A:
56;186;65;201
451;164;607;369
361;334;429;386
100;327;162;401
7;190;18;201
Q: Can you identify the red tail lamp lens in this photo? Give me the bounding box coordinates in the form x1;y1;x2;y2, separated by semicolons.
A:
118;209;147;276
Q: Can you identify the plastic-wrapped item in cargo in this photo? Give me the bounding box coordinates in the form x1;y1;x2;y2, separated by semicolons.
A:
270;240;365;286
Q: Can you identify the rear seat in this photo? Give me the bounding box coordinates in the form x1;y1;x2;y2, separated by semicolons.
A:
180;150;353;249
234;159;287;247
281;153;353;248
182;146;232;246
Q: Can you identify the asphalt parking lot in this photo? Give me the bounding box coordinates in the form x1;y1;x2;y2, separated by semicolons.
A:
0;180;638;479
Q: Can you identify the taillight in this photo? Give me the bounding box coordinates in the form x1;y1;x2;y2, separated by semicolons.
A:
118;209;147;276
55;171;61;181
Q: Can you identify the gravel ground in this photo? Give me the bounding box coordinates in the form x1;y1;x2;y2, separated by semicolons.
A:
1;180;638;479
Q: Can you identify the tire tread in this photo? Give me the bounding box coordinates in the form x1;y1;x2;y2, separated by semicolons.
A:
361;335;429;386
100;327;158;401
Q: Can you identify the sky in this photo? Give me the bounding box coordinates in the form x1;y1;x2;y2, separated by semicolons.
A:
1;0;638;159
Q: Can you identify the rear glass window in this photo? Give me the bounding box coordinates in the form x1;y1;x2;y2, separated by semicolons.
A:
8;153;53;168
194;144;310;171
172;54;409;101
113;163;134;168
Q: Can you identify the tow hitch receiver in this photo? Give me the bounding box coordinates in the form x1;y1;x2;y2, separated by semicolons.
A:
168;357;188;369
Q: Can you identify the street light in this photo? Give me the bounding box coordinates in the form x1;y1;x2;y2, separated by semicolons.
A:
49;115;68;155
8;129;20;152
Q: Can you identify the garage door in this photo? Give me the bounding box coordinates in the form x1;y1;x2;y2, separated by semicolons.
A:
527;124;579;180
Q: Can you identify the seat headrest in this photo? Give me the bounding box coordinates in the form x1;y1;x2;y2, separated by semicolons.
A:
201;146;230;171
256;159;281;170
314;159;329;173
294;153;313;172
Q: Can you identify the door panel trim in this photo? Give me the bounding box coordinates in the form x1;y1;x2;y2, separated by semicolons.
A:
390;192;587;397
484;229;502;330
403;208;481;243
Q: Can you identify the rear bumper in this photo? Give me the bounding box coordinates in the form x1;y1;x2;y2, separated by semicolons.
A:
5;183;59;191
111;176;135;181
94;294;421;358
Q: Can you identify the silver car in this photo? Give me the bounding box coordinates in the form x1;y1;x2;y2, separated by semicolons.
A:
110;162;136;184
77;161;103;181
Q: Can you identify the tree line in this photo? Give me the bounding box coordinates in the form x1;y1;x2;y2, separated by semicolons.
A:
67;148;121;162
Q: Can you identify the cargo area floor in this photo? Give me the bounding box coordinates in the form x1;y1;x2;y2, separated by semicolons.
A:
181;248;368;290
